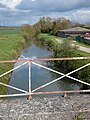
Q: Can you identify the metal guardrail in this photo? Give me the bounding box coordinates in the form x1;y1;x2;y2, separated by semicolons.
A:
0;57;90;99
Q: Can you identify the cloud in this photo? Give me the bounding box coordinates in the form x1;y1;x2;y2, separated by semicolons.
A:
0;8;30;26
0;3;5;8
16;0;90;12
45;8;90;24
0;0;90;26
0;0;23;9
31;0;36;2
70;8;90;23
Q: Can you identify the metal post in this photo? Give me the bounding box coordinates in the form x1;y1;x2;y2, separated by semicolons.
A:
27;62;32;100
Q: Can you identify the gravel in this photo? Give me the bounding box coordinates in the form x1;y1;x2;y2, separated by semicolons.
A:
0;95;90;120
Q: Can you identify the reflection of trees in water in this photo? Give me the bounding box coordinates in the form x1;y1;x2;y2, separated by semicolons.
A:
57;78;80;91
30;38;47;50
47;68;80;91
47;63;80;91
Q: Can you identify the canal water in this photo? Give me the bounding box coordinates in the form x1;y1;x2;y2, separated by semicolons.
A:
8;40;80;96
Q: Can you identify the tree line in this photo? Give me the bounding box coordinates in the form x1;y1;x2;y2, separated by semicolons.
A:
22;17;81;39
22;16;87;39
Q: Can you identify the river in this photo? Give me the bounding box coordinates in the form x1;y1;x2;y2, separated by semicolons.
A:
8;40;80;97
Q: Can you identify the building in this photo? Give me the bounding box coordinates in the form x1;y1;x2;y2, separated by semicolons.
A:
79;33;90;44
56;27;90;38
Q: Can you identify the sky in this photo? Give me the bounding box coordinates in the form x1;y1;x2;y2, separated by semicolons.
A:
0;0;90;26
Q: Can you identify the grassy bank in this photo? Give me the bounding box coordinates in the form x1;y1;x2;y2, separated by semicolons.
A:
37;33;59;50
37;33;90;88
38;33;90;56
0;28;26;95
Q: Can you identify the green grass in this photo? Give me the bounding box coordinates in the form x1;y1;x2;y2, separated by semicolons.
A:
0;28;24;95
0;29;21;35
38;33;60;48
75;41;90;48
38;33;59;41
75;50;90;56
0;34;23;60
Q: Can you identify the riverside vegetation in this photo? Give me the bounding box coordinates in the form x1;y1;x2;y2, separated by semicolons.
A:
37;33;90;89
22;17;90;90
0;27;29;95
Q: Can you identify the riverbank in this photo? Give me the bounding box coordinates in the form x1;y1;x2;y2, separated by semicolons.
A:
37;33;90;89
0;28;27;95
37;33;90;56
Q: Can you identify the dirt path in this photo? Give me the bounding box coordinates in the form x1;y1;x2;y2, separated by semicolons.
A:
76;45;90;53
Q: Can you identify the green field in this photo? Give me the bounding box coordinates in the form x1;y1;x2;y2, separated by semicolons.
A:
0;28;25;95
0;28;21;35
0;29;23;60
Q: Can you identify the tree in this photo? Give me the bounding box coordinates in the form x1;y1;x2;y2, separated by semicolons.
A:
34;17;71;35
22;24;35;41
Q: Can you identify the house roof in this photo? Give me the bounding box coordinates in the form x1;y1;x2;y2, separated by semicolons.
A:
59;27;90;33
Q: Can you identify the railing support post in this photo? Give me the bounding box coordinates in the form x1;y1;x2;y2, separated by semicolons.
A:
27;62;32;100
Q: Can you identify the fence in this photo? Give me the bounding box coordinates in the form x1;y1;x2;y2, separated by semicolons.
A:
0;57;90;99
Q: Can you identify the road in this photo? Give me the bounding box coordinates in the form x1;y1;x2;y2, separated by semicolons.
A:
76;45;90;53
56;39;90;53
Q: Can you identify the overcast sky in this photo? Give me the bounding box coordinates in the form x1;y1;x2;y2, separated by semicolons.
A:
0;0;90;26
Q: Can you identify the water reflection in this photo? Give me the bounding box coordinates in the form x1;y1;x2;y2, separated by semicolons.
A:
8;39;80;96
